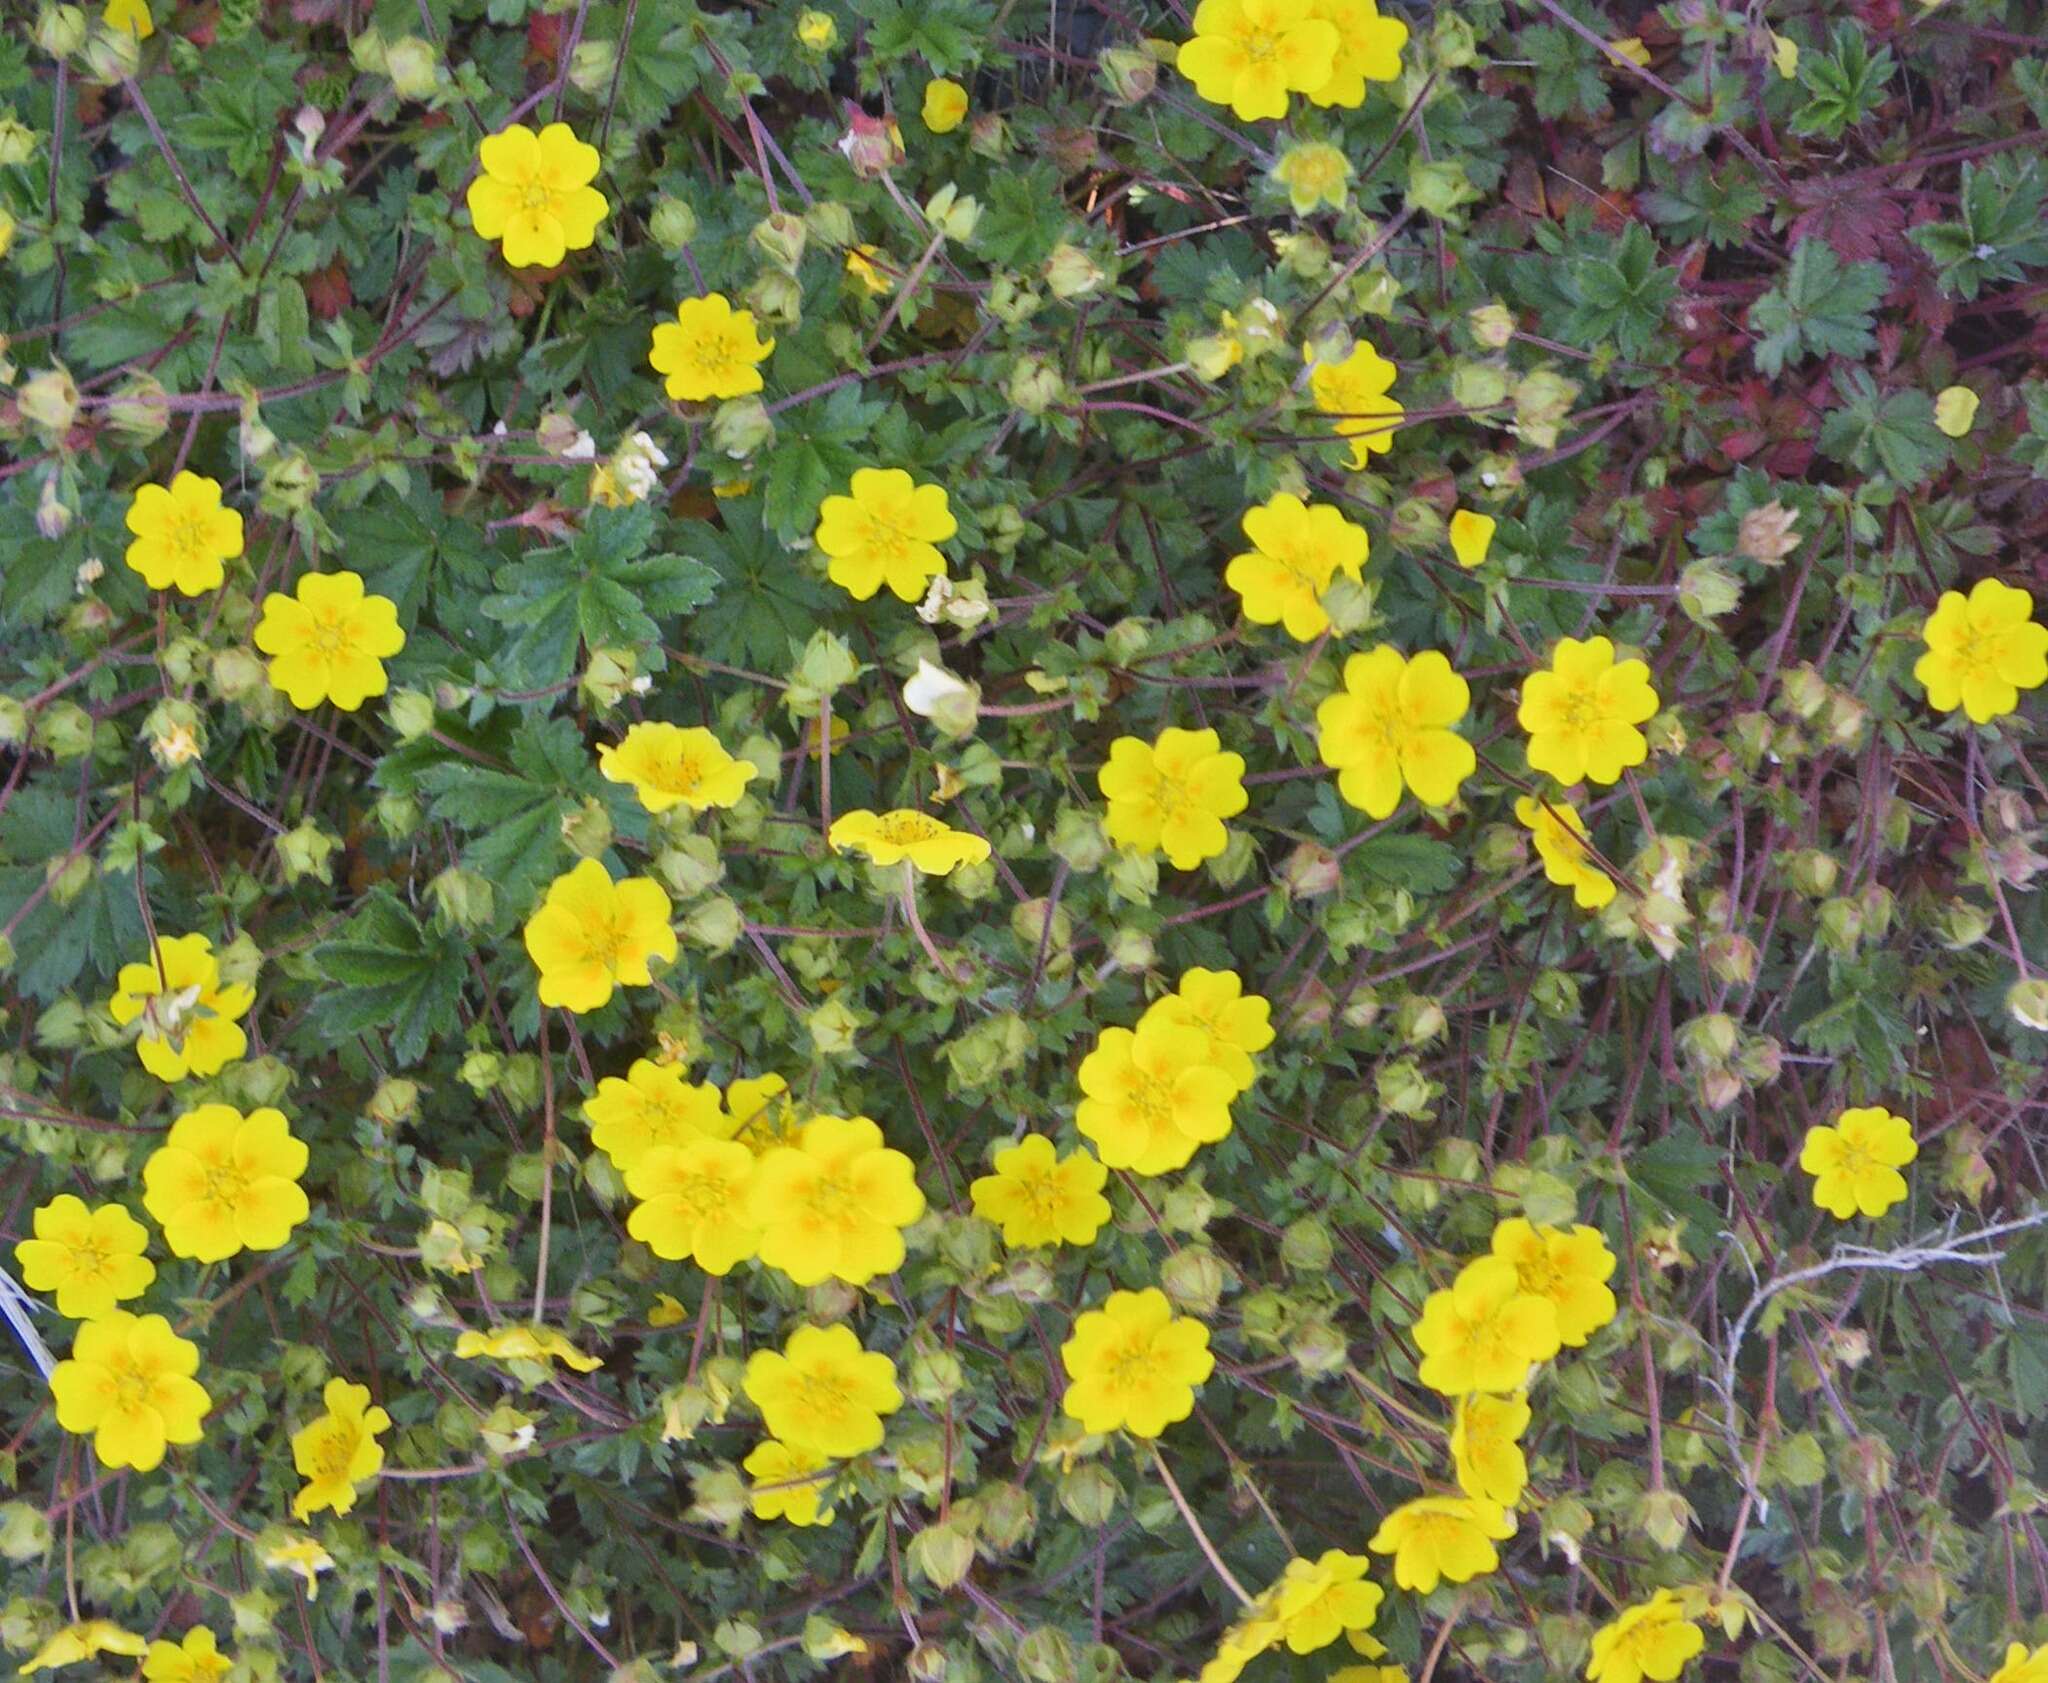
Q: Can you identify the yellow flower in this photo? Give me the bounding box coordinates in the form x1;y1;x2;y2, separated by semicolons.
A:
1489;1218;1618;1347
1097;726;1248;869
1933;385;1979;438
1413;1254;1561;1394
105;0;153;37
49;1311;211;1472
290;1378;391;1521
1913;578;2048;725
1060;1287;1213;1438
1224;492;1369;641
743;1323;902;1457
253;570;406;711
261;1536;335;1600
1367;1496;1515;1592
1310;340;1403;465
107;932;254;1083
1076;1017;1237;1175
814;468;957;602
1142;967;1274;1092
922;78;969;133
1449;509;1496;568
1607;35;1651;64
1266;1549;1384;1652
453;1324;604;1373
726;1073;810;1153
1799;1106;1916;1219
599;723;755;814
626;1136;761;1274
13;1195;154;1319
1333;1670;1408;1683
523;857;677;1014
1515;794;1616;911
123;472;242;595
141;1629;232;1683
744;1437;837;1526
970;1136;1111;1248
796;9;838;49
1518;635;1660;786
1989;1645;2048;1683
844;245;895;295
1271;142;1351;215
749;1114;927;1285
1451;1392;1531;1506
828;808;991;875
1586;1590;1706;1683
648;294;775;403
1177;0;1339;121
586;1059;734;1171
1316;646;1475;819
1769;31;1798;77
466;122;608;268
18;1620;147;1674
1303;0;1407;105
143;1103;309;1262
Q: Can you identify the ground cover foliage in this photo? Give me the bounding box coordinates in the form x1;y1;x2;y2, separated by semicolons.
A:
3;0;2048;1679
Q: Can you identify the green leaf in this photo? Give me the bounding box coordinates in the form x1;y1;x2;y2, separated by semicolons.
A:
412;716;599;905
1816;368;1950;486
1906;160;2048;300
1560;222;1679;358
1747;240;1887;376
1629;1127;1725;1234
1792;21;1894;140
314;891;470;1064
1344;833;1463;896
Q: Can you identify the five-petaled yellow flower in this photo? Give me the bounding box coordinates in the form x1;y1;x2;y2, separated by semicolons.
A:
1178;0;1340;121
18;1621;147;1676
12;1195;154;1319
1224;492;1369;641
143;1103;310;1262
1989;1646;2048;1683
1585;1590;1706;1683
453;1324;604;1373
1913;578;2048;725
648;294;775;402
523;857;677;1014
253;570;406;711
1516;794;1616;910
1800;1106;1917;1219
743;1323;902;1457
829;808;991;875
1412;1254;1561;1394
1518;635;1659;787
1060;1287;1214;1438
1317;647;1476;819
50;1311;211;1472
290;1377;391;1520
1311;340;1403;465
1144;967;1274;1093
1449;508;1496;568
108;931;254;1083
1306;0;1408;106
105;0;154;38
466;122;609;268
123;472;242;595
1076;1015;1237;1175
141;1628;233;1683
1266;1549;1385;1653
922;78;969;133
586;1060;733;1172
750;1114;927;1286
599;723;756;814
626;1136;762;1274
1098;726;1248;869
815;468;957;602
970;1135;1112;1248
745;1437;838;1526
1368;1496;1515;1592
1489;1217;1618;1346
1451;1391;1531;1507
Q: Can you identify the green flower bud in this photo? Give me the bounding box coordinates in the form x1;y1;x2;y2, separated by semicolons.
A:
1098;45;1157;103
459;1050;503;1095
366;1077;420;1128
1160;1245;1231;1314
107;375;170;442
18;364;79;438
1016;1627;1079;1683
1057;1464;1118;1526
1281;1217;1333;1273
34;700;93;759
1288;1314;1349;1377
649;195;698;250
560;796;613;859
712;394;774;457
82;22;141;84
1678;558;1740;625
384;34;437;98
1678;1012;1739;1063
1396;993;1446;1045
566;38;614;95
1781;847;1838;897
429;867;495;932
276;820;339;884
1043;242;1106;299
682;895;742;951
373;790;419;839
1007;354;1068;416
260;450;319;516
0;698;26;746
2008;978;2048;1032
36;4;87;56
1406;157;1479;221
751;211;808;273
0;1502;52;1562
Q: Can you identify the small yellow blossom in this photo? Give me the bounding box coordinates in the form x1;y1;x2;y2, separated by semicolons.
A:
599;723;755;814
466;122;608;268
1413;1254;1561;1394
743;1323;902;1457
1451;1391;1531;1506
1800;1106;1917;1219
1489;1218;1618;1346
1098;726;1248;869
454;1324;604;1373
1272;142;1351;215
1516;794;1616;911
1304;0;1407;106
290;1378;391;1520
1913;578;2048;724
1933;386;1979;438
141;1629;232;1683
1224;492;1369;641
1178;0;1340;122
107;932;254;1083
123;472;242;595
815;468;957;603
1061;1287;1214;1437
18;1621;147;1675
1769;31;1798;77
1310;340;1403;465
1142;967;1274;1093
12;1195;154;1319
1368;1496;1515;1591
253;570;406;711
1518;635;1659;786
626;1136;761;1274
261;1536;335;1600
648;294;775;402
970;1135;1111;1248
829;808;991;875
1449;509;1496;568
750;1114;927;1286
1988;1645;2048;1683
143;1103;310;1262
1265;1549;1384;1652
523;857;677;1014
1607;36;1650;64
49;1311;211;1472
105;0;153;37
1076;1016;1237;1175
922;78;969;133
844;245;895;295
586;1060;734;1171
1317;647;1476;819
1586;1590;1706;1683
744;1437;837;1526
796;10;837;49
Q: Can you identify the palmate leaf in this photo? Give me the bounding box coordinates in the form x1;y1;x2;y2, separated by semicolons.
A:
480;503;719;687
1747;239;1888;376
412;715;602;906
313;891;469;1064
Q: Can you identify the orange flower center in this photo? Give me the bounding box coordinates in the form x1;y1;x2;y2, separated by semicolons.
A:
876;812;942;845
